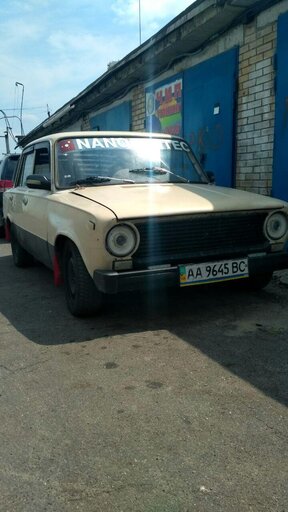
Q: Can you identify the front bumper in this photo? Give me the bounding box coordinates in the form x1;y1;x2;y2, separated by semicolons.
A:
93;251;288;294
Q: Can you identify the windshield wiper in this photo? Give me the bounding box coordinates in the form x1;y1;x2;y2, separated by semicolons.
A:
74;176;110;185
72;175;135;186
129;166;189;182
129;166;168;174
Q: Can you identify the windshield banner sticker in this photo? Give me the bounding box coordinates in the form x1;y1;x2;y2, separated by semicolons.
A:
58;137;190;152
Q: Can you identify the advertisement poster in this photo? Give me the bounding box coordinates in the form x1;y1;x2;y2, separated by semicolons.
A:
145;76;182;136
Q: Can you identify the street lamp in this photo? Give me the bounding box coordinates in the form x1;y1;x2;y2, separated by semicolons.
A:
15;82;24;135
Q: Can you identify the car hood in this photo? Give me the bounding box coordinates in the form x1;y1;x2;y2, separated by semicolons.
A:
71;183;286;219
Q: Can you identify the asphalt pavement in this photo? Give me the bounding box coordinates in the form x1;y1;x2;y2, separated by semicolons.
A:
1;239;288;512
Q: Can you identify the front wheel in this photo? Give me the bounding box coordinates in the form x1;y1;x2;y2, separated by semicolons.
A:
63;241;102;317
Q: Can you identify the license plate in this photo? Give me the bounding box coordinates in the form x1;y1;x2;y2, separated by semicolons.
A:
179;258;249;286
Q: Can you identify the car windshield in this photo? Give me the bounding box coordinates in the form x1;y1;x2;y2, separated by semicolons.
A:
56;136;208;189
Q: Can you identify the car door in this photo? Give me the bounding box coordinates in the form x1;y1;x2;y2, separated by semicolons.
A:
11;142;52;267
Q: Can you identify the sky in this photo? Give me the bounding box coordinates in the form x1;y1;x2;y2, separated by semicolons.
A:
0;0;196;156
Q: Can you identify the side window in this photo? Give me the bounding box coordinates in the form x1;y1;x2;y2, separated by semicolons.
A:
34;145;50;177
17;143;51;186
19;152;35;186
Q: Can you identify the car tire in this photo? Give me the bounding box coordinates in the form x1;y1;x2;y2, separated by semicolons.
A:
63;241;102;317
10;225;34;267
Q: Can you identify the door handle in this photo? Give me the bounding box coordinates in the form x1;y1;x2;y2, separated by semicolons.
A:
22;197;28;206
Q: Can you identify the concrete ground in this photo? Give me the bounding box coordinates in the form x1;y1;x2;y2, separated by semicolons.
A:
0;239;288;512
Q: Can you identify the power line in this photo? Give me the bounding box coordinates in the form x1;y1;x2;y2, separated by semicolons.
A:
2;106;47;111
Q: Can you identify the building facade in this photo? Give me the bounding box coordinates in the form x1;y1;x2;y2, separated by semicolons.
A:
20;0;288;200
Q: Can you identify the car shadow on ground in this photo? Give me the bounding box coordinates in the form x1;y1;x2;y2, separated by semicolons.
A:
1;249;288;408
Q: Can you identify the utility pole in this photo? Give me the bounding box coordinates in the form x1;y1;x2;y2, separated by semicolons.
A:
0;109;11;154
4;131;10;154
0;110;24;154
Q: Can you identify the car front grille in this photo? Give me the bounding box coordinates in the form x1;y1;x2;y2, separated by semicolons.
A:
132;211;270;268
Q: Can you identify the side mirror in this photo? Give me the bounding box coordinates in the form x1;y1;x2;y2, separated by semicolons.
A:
206;171;215;184
26;174;51;190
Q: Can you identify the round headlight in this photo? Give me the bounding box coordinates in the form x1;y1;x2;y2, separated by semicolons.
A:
265;212;288;240
106;224;137;257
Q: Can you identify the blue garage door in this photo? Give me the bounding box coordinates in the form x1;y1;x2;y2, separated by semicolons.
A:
90;102;131;131
183;48;238;187
272;12;288;201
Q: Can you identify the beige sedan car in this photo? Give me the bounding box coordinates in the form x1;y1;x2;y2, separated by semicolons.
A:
4;131;288;316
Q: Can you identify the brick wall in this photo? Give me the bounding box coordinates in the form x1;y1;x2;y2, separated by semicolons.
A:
131;85;145;131
81;114;90;130
236;21;276;195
